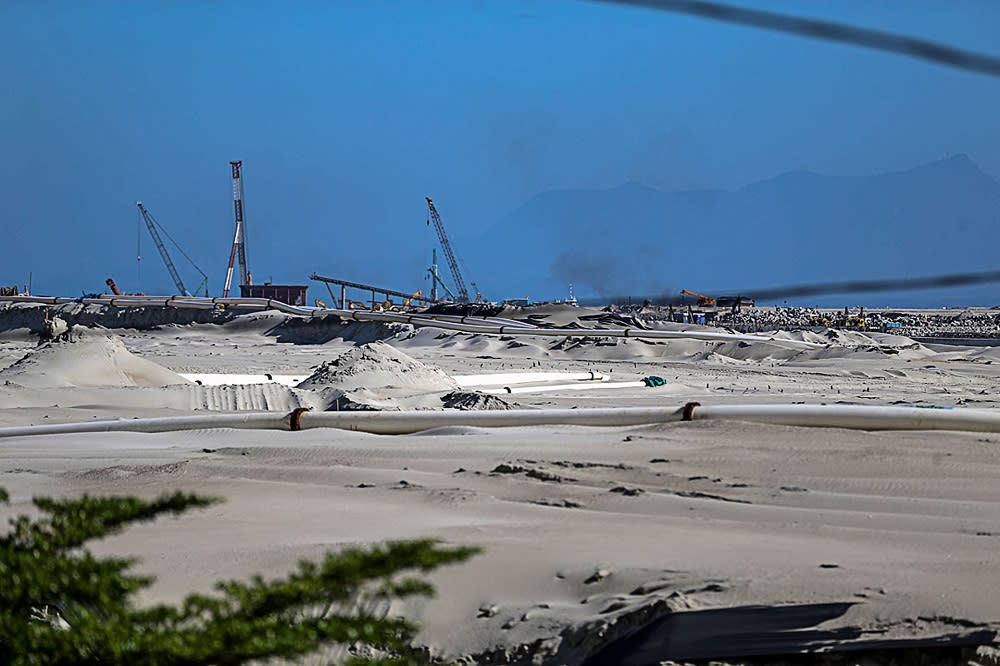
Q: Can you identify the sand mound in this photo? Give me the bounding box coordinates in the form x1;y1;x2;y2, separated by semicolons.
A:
296;341;458;395
441;391;515;411
0;327;190;388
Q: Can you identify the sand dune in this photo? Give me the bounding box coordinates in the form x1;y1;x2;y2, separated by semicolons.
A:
0;328;189;388
297;341;458;394
0;305;998;663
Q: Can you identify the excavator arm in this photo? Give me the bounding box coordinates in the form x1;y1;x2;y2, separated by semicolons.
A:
680;289;716;307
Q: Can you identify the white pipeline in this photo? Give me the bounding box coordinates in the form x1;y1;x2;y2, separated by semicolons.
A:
690;403;1000;432
176;371;609;389
2;404;1000;439
454;371;606;388
179;373;308;387
482;380;646;395
298;406;686;434
0;413;290;439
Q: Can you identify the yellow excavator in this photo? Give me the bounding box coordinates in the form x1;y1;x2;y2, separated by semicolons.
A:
402;290;423;308
680;289;716;307
372;300;402;312
835;307;866;329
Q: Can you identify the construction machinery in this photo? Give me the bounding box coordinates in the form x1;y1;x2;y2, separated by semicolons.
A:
104;278;144;296
223;160;249;298
136;202;209;296
425;197;471;303
310;273;440;310
835;307;867;329
402;290;423;308
680;289;716;307
427;248;456;301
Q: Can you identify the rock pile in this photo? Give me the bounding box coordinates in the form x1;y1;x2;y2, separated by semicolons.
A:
712;308;1000;339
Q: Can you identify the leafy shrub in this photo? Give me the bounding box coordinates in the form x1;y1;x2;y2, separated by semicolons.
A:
0;487;478;665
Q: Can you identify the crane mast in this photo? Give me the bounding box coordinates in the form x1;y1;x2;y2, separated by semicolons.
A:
223;160;249;298
136;202;190;296
425;197;469;303
427;248;456;301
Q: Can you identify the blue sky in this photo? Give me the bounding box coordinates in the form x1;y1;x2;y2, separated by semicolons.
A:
2;1;999;300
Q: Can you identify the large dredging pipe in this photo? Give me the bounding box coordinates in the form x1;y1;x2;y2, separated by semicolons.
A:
2;404;1000;440
455;371;605;387
0;295;821;348
0;413;291;439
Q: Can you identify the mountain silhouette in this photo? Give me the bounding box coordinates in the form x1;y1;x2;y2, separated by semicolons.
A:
468;154;1000;305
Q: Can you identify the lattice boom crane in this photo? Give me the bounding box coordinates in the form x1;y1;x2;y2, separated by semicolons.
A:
136;202;190;296
223;160;249;298
425;197;469;303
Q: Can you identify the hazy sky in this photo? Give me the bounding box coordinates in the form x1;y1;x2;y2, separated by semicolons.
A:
2;1;999;297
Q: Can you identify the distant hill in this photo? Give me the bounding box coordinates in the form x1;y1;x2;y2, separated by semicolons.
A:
467;154;1000;306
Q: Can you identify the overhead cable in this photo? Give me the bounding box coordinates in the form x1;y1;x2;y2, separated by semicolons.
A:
589;0;1000;78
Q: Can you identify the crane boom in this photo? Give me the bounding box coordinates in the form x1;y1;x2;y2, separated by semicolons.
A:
232;160;249;289
222;224;239;298
425;197;469;303
680;289;716;306
136;202;190;296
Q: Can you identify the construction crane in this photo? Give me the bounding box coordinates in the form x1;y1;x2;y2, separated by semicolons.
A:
679;289;716;307
136;202;209;296
223;160;249;298
425;197;470;303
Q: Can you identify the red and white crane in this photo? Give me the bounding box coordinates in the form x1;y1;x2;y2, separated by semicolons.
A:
223;160;250;298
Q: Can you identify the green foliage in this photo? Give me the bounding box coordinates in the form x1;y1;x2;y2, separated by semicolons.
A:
0;487;478;665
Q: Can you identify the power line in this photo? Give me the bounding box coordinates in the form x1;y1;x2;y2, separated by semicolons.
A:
732;269;1000;303
582;269;1000;307
588;0;1000;78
